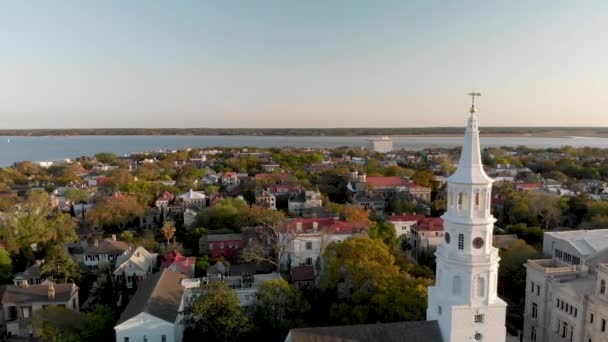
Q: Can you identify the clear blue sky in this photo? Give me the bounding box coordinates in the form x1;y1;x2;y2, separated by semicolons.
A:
1;1;606;128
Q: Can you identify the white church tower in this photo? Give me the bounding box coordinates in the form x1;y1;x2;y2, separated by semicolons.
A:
427;93;507;342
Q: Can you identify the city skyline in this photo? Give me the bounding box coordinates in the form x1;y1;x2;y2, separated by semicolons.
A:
1;1;607;129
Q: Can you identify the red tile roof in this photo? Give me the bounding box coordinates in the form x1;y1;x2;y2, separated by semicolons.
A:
417;217;444;232
156;191;174;202
365;176;408;188
388;214;425;223
221;172;237;178
282;217;369;234
161;251;196;272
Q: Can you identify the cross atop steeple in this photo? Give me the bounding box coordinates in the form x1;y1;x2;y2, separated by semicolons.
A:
468;92;481;114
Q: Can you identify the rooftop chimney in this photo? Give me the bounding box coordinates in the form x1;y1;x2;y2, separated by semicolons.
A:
48;284;55;300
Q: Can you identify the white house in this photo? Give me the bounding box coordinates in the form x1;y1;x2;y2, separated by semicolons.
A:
177;189;206;210
388;214;425;238
220;172;239;189
115;269;186;342
82;236;131;270
280;217;369;269
114;247;158;288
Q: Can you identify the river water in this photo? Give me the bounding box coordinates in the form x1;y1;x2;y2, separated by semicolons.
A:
1;135;608;167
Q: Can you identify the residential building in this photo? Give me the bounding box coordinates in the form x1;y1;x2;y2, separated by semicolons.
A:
370;136;393;153
1;282;79;337
347;173;431;206
155;191;175;209
81;236;131;270
12;260;44;287
221;172;239;189
255;189;277;210
427;101;507;342
177;189;206;210
199;234;244;259
290;265;316;290
181;272;283;308
388;214;425;238
115;269;186;342
161;251;196;278
114;247;158;288
410;217;445;259
280;217;369;269
288;188;323;216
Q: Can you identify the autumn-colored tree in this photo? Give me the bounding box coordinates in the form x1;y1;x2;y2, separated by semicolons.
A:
320;236;430;325
161;221;177;245
86;194;146;230
410;170;435;188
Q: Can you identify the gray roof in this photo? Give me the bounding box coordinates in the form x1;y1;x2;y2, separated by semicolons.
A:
287;320;442;342
117;268;186;325
1;283;78;304
85;238;130;255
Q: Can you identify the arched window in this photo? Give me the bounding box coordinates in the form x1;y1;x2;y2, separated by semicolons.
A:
475;192;480;206
453;276;462;296
601;279;606;295
458;192;465;209
476;277;485;297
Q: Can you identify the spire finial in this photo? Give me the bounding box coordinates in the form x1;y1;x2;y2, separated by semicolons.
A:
468;92;481;114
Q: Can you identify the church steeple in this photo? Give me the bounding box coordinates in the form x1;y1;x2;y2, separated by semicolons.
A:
449;92;493;185
426;93;507;342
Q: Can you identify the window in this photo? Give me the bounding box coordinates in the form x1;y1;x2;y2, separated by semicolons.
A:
306;241;313;250
124;338;129;342
536;284;540;296
437;305;442;315
531;326;536;342
531;281;535;293
22;307;30;319
457;192;465;209
575;308;577;317
601;280;606;295
306;257;313;266
143;337;147;342
474;314;484;323
561;321;568;338
458;234;464;250
557;299;560;308
590;313;594;324
601;318;605;332
532;303;538;318
162;336;166;342
475;192;480;206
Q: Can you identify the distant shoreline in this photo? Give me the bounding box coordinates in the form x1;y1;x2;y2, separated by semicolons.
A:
1;128;608;138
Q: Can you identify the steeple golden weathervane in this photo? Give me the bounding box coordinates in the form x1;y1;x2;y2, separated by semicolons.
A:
468;92;481;114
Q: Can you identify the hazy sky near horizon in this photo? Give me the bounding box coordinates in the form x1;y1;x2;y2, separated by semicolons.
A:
1;1;607;129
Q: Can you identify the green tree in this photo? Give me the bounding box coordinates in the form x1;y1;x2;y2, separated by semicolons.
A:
64;188;90;204
410;170;435;188
367;221;398;249
33;305;85;341
249;279;310;341
185;281;249;342
41;245;81;283
94;152;118;164
0;247;12;284
80;305;115;342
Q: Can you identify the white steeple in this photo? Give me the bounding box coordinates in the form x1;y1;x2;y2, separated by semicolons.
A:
427;93;507;342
